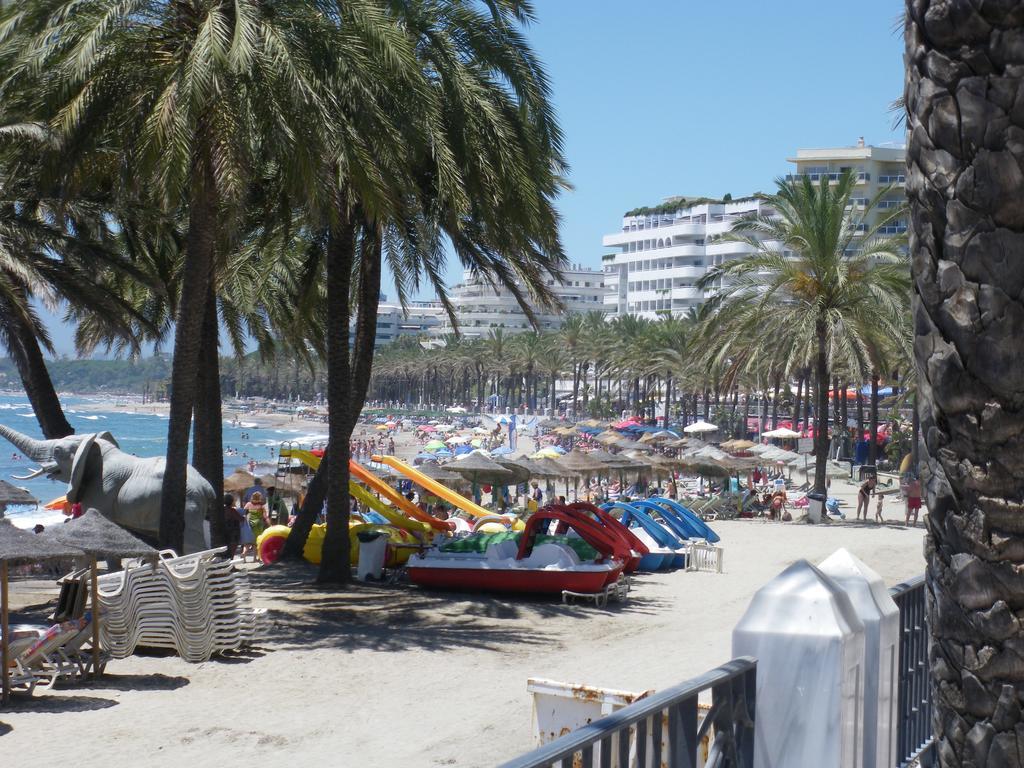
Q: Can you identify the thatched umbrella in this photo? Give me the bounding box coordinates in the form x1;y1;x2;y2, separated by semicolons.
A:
495;459;533;486
596;431;623;446
554;450;608;500
0;481;36;514
0;519;83;704
44;510;157;680
223;469;255;494
417;462;467;485
448;452;516;506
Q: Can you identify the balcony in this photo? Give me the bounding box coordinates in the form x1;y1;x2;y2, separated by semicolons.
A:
878;174;906;185
786;172;870;183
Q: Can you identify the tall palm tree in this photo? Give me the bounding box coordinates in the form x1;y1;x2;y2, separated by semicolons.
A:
699;171;909;494
904;4;1024;762
3;0;334;551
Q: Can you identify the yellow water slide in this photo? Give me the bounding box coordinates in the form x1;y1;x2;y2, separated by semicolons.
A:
278;446;450;532
371;454;495;519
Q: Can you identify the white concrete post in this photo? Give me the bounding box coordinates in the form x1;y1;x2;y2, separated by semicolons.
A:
732;559;866;768
819;548;899;768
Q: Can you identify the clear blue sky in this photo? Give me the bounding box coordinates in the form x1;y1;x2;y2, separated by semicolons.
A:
46;0;905;355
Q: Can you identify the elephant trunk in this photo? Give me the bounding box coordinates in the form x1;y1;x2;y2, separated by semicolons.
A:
0;423;53;461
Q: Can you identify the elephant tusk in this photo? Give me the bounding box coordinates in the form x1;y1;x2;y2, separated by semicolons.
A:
13;466;47;480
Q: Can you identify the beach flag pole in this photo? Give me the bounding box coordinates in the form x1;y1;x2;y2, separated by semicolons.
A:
2;560;9;705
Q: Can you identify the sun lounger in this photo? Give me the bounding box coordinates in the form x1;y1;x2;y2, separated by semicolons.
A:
12;620;88;689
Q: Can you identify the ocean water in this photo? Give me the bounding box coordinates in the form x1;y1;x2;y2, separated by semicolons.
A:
0;393;327;528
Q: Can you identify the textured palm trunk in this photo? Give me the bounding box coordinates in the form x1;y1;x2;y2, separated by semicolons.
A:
840;381;849;456
856;388;865;438
317;221;381;584
906;4;1024;763
869;372;880;465
160;154;216;552
813;321;829;495
792;374;804;433
771;375;781;431
1;299;73;439
192;283;225;548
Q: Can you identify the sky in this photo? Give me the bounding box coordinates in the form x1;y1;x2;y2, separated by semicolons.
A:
44;0;906;356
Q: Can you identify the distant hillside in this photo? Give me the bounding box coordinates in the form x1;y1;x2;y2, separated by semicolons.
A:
0;353;326;399
0;357;172;395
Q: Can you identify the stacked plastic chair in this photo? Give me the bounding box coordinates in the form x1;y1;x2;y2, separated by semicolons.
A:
97;549;262;662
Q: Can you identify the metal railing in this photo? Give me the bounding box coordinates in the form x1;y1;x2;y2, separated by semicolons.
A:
890;574;934;767
498;657;756;768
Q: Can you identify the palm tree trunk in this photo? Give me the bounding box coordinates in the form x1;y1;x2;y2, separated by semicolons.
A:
911;394;920;477
856;388;865;440
793;374;804;432
192;283;225;548
904;7;1024;761
160;154;216;552
840;381;849;456
813;321;829;495
869;371;880;465
317;207;356;584
1;303;73;439
663;373;672;427
318;220;382;584
771;374;781;431
802;367;813;434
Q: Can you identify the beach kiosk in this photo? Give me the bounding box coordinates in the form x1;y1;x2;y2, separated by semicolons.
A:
820;548;899;768
732;559;866;768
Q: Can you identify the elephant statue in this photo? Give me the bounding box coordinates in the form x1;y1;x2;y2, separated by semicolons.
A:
0;424;213;553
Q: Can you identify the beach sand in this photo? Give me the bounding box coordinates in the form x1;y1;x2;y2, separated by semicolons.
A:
1;518;926;768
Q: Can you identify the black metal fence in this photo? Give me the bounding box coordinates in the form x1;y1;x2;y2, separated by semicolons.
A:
890;574;934;767
497;657;757;768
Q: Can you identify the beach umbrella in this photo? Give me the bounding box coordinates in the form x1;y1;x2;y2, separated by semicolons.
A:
596;431;622;445
435;424;455;432
0;519;84;704
470;438;483;448
490;446;513;457
762;427;801;439
416;463;466;484
454;445;472;456
531;447;562;459
473;427;490;434
45;511;158;678
721;439;757;452
449;452;516;504
554;451;608;500
223;469;256;493
0;481;36;513
445;434;471;444
424;440;447;452
419;425;436;433
683;420;719;435
375;424;389;431
495;459;532;485
446;406;468;414
414;452;439;464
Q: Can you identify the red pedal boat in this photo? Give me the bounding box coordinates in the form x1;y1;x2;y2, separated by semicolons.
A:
406;506;626;594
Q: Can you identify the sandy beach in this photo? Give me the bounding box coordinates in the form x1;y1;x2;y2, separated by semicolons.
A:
1;518;926;767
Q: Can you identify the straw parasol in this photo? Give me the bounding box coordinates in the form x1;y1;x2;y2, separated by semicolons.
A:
416;463;466;484
0;520;84;704
0;481;36;513
495;459;533;485
555;450;608;474
596;431;623;445
448;452;516;485
721;439;756;452
223;469;255;493
44;511;157;682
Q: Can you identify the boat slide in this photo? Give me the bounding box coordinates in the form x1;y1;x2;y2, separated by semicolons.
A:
277;446;451;532
601;501;685;570
372;454;496;520
648;497;720;543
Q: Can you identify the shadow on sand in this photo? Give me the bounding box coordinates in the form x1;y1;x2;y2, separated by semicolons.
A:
63;673;190;692
251;560;664;653
0;694;118;714
0;722;11;737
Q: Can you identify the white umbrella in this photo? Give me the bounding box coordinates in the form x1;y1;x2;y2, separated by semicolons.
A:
446;406;468;414
445;434;472;444
683;420;719;434
762;427;801;438
435;424;456;432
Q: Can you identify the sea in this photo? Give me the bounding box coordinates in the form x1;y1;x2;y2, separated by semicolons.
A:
0;393;327;529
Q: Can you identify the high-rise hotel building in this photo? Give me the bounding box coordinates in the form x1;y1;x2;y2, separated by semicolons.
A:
601;141;906;320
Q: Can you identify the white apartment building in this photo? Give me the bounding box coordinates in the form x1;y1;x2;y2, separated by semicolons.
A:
433;265;609;339
786;140;906;236
602;141;906;320
371;301;444;347
601;196;776;319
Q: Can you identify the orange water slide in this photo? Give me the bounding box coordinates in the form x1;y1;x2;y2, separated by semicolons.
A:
349;460;452;532
371;455;493;519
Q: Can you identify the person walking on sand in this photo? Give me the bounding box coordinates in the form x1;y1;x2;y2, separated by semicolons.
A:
223;493;243;560
875;493;885;524
905;475;922;527
856;476;877;521
244;492;271;544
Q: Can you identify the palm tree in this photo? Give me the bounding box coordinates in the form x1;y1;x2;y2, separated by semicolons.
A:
699;171;909;494
3;0;334;551
904;6;1024;760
